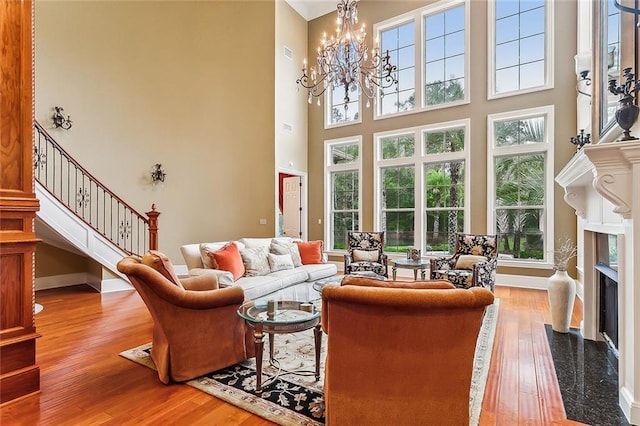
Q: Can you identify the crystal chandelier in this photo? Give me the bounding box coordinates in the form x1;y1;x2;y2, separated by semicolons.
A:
296;0;398;109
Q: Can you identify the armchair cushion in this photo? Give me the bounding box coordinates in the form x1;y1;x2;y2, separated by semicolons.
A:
352;249;380;262
296;240;324;264
179;274;219;291
207;243;245;281
455;254;488;270
141;250;182;287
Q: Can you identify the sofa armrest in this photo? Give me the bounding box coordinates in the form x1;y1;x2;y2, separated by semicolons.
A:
187;268;235;287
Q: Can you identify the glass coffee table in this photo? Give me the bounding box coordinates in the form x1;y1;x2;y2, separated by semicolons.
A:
391;258;430;280
237;300;322;392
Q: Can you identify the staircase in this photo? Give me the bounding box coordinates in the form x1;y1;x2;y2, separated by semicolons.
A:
34;122;159;292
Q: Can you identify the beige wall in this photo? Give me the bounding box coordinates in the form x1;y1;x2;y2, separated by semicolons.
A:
35;243;88;277
275;1;308;174
35;1;276;263
306;0;578;277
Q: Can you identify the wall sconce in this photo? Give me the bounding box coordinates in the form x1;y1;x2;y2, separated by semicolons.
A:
574;52;592;97
570;129;591;152
52;106;72;130
150;164;166;184
609;67;640;141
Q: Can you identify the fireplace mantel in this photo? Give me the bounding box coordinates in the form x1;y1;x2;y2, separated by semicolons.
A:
556;141;640;220
556;140;640;424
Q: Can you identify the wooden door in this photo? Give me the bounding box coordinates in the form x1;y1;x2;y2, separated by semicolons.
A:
282;176;301;238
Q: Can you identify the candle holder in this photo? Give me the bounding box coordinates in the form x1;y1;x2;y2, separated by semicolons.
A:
52;106;72;130
570;129;591;152
608;67;640;141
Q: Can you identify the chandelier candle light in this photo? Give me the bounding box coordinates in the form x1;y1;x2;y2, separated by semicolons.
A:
296;0;398;109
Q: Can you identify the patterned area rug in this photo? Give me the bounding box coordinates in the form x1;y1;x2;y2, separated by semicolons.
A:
120;299;499;425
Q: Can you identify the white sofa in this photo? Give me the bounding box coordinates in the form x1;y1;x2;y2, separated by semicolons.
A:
180;237;337;303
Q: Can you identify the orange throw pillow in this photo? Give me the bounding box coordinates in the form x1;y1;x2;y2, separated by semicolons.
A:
296;240;323;265
207;243;245;281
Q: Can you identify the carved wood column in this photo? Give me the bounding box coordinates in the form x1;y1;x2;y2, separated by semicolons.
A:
0;0;41;404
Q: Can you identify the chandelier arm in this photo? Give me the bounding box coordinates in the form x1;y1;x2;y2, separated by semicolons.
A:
295;0;398;106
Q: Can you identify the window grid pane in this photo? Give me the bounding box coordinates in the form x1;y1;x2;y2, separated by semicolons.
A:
382;134;415;159
381;165;415;251
330;170;359;251
424;159;465;253
494;0;546;93
329;84;360;125
380;22;416;115
494;116;545;147
331;143;359;165
494;151;545;260
424;128;465;154
424;5;465;106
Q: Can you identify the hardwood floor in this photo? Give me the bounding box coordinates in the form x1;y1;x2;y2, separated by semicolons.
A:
0;284;584;425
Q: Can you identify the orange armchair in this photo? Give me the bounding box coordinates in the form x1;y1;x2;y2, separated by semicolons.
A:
321;276;494;425
117;253;254;384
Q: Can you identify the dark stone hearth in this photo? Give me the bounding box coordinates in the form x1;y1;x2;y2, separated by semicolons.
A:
545;324;628;425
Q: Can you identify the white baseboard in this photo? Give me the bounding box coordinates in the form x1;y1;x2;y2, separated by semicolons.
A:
496;273;549;290
35;273;90;291
35;272;133;293
101;278;134;293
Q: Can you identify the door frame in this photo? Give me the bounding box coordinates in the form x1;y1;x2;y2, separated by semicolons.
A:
276;168;308;241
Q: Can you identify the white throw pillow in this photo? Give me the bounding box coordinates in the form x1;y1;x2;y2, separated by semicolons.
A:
240;247;271;277
270;240;303;267
455;254;488;270
268;253;295;272
352;249;380;263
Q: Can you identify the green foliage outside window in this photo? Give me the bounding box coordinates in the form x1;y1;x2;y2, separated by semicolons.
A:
494;116;546;260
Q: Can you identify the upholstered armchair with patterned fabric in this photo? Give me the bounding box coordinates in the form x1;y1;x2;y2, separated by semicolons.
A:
343;231;388;277
430;233;498;291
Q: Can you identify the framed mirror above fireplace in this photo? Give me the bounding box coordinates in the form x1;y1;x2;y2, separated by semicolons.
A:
594;0;638;141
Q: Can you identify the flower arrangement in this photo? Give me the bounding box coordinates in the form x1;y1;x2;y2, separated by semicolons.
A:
553;237;577;271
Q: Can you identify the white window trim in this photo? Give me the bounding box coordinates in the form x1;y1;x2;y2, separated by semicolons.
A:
486;105;555;269
487;0;555;100
324;136;363;254
324;91;363;129
373;119;471;257
373;0;470;121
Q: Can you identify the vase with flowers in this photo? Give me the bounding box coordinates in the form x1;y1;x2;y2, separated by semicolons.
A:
547;238;578;333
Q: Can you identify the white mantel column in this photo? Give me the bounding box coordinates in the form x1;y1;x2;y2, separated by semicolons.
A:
584;142;640;423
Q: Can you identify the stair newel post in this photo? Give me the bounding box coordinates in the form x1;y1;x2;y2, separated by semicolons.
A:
146;204;161;251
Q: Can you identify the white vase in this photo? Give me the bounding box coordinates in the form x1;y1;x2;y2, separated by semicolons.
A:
547;269;576;333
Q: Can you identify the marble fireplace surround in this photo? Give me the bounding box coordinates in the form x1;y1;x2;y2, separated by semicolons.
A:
556;141;640;424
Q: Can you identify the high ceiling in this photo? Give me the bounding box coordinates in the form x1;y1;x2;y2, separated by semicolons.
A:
285;0;336;21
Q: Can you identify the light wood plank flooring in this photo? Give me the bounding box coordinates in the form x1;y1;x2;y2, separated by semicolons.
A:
0;284;584;425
